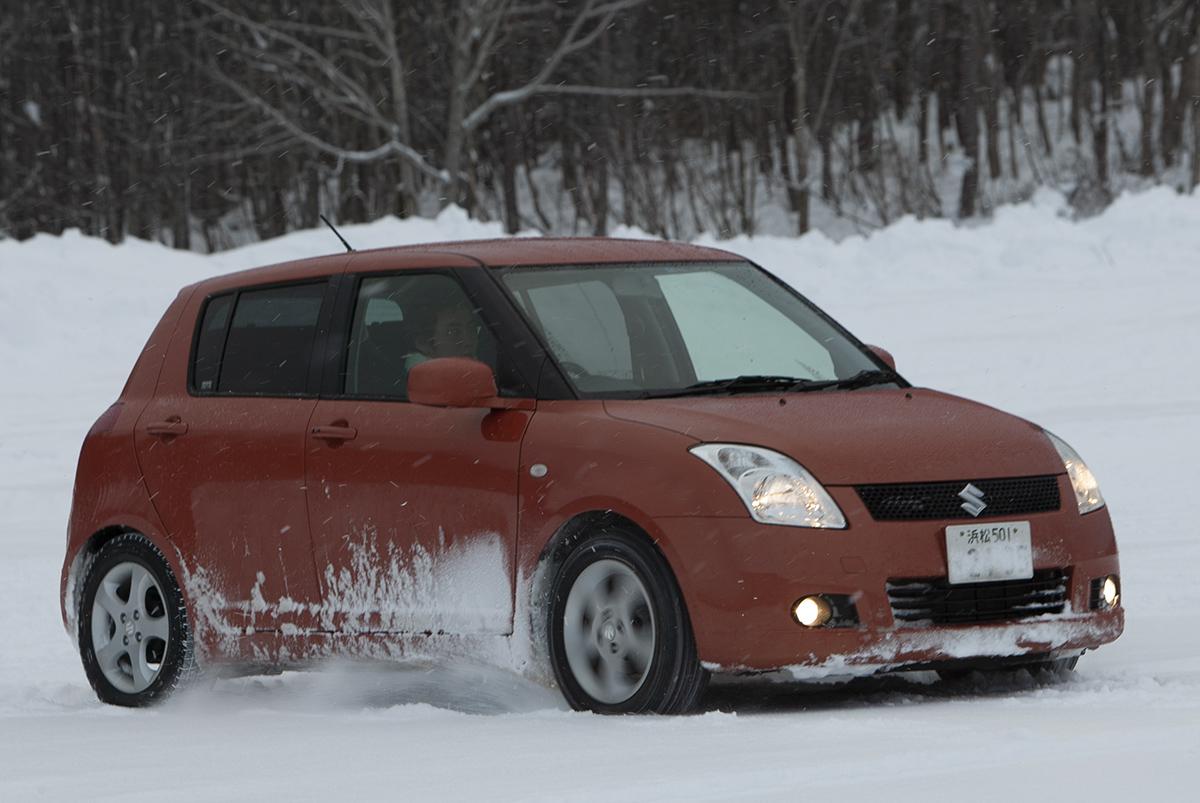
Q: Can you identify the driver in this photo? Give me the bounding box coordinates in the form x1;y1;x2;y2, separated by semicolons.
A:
404;301;482;372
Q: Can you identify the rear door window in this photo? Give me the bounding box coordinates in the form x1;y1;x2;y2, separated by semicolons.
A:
192;282;326;396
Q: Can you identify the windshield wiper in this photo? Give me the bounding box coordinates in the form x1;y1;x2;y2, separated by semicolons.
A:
643;375;809;398
642;369;901;398
830;368;902;390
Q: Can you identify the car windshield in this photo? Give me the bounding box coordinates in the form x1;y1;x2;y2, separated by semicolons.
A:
499;261;889;397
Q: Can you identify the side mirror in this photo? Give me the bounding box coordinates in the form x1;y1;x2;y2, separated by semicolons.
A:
408;358;499;408
867;345;896;372
407;358;534;411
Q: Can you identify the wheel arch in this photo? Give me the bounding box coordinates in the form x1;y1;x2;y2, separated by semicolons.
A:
520;508;695;684
62;519;190;647
536;509;668;572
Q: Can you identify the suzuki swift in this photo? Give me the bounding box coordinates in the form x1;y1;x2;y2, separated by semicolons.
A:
61;238;1123;712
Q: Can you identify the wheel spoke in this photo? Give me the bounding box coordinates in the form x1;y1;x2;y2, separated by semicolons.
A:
141;614;169;642
594;572;612;606
595;655;616;697
608;571;633;606
562;610;591;665
616;588;642;624
624;628;652;667
129;564;154;614
94;582;125;622
128;641;155;688
96;634;127;670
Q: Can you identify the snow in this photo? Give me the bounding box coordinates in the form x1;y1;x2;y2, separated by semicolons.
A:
2;191;1200;799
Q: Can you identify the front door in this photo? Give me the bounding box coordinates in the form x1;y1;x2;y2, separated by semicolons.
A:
136;281;330;646
304;270;530;635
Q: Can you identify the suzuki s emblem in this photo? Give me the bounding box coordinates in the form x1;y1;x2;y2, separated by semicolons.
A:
958;483;987;517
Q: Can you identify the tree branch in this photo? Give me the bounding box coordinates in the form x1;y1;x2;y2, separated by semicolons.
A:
201;61;450;184
462;0;647;131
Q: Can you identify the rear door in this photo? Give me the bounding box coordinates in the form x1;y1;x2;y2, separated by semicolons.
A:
304;262;537;636
136;278;336;643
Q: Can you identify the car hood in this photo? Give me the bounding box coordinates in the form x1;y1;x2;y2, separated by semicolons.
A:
603;388;1064;485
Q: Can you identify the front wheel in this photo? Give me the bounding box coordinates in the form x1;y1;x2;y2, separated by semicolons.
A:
548;527;707;714
78;533;194;706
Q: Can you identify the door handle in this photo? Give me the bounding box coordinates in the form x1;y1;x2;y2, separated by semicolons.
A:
146;418;188;437
311;424;357;442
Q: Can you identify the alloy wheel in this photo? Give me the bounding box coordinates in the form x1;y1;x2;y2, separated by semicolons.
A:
561;558;657;705
89;561;170;694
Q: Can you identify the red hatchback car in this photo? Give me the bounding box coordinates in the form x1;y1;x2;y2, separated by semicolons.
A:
61;238;1123;712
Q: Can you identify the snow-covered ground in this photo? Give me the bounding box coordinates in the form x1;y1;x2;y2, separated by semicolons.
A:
2;191;1198;800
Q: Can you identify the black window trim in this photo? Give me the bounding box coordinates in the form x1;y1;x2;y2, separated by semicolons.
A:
187;277;337;400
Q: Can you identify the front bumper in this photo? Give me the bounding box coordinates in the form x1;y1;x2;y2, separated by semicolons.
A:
655;479;1124;673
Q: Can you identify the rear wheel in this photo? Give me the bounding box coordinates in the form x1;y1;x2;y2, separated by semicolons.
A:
549;526;707;714
78;533;194;706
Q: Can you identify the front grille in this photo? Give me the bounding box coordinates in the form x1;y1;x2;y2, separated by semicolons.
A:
887;569;1069;625
856;475;1060;520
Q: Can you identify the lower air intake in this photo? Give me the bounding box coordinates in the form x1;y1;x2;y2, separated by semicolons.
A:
887;569;1069;626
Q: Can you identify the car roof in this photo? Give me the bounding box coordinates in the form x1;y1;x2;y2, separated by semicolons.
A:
364;236;741;267
187;237;743;295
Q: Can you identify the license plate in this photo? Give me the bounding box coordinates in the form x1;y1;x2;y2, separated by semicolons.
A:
945;521;1033;584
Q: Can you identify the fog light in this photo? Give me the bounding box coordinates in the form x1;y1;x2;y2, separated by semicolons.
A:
792;595;833;627
1101;575;1120;608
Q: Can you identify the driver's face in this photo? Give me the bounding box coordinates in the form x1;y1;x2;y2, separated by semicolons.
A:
430;307;479;358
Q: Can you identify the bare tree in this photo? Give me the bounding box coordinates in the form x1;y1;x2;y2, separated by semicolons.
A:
5;0;1199;247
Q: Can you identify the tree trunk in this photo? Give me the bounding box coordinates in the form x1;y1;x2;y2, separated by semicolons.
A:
501;111;520;234
590;155;609;236
377;0;416;217
819;126;834;202
1138;10;1157;177
781;0;810;234
1033;83;1054;155
918;88;930;165
1094;5;1110;193
1190;52;1200;192
1007;94;1019;179
957;3;981;218
441;10;472;210
1070;0;1090;146
977;1;1001;180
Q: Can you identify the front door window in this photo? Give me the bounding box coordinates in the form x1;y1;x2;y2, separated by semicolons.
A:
343;273;496;399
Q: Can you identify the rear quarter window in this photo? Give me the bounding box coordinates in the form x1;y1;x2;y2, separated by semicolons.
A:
191;282;326;396
192;294;234;393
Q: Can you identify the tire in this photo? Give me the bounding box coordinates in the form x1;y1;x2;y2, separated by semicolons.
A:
548;525;708;714
78;532;195;706
936;655;1079;684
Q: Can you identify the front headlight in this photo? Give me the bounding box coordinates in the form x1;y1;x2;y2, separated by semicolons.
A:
689;444;846;528
1045;431;1105;514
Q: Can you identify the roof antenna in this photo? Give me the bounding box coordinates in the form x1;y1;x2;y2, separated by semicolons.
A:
319;214;355;253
